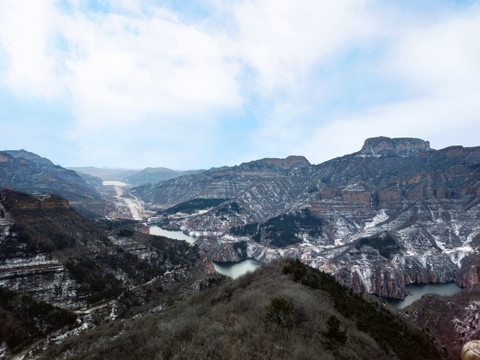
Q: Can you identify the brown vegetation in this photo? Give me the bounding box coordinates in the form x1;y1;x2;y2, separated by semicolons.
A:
38;259;447;360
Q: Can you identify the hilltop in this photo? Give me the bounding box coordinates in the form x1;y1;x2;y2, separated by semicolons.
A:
35;259;447;360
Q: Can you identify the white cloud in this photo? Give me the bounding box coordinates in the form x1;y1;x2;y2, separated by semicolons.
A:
1;1;480;168
253;2;480;163
0;1;65;98
297;92;480;164
387;4;480;96
0;1;242;127
232;0;379;93
66;9;245;135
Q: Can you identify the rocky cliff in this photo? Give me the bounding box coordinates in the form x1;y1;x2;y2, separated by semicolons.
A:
135;137;480;299
132;155;312;209
0;189;210;308
0;188;215;357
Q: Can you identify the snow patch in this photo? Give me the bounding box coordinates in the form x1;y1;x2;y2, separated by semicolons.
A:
334;239;344;246
0;342;8;358
443;245;474;268
0;254;58;269
344;183;366;191
418;251;429;268
353;265;372;293
364;209;388;230
108;304;117;321
453;301;480;343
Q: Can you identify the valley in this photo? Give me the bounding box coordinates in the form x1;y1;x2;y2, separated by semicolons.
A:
1;136;480;359
75;137;480;303
129;137;480;301
102;181;149;221
3;0;480;357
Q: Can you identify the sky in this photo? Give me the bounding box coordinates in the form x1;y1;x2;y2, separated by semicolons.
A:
1;0;480;170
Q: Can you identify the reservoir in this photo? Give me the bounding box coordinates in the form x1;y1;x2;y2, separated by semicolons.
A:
149;225;262;278
149;226;197;244
388;282;462;309
213;259;262;279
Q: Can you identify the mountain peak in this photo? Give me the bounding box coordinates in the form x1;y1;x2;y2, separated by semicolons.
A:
360;136;431;157
4;149;55;167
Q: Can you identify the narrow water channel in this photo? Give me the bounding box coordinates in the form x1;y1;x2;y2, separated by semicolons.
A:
387;282;462;308
149;225;197;244
149;226;262;278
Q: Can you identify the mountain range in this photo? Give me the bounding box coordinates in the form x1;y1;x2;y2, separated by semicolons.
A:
1;136;480;358
132;137;480;299
0;150;110;217
69;166;203;186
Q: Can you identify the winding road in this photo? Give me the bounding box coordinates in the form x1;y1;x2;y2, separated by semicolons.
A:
103;181;146;220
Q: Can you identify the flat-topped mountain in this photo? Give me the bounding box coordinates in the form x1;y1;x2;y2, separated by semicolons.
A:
135;137;480;300
242;155;310;169
210;155;311;174
360;136;431;156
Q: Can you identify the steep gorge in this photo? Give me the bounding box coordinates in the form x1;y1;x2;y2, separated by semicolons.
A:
135;137;480;299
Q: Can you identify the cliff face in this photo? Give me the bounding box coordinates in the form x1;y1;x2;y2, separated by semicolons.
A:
136;137;480;299
132;155;313;209
0;189;211;309
456;251;480;288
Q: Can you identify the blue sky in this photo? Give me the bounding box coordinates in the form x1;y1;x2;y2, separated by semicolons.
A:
1;0;480;169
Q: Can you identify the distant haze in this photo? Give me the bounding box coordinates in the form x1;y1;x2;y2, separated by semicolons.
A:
68;167;139;181
71;166;203;186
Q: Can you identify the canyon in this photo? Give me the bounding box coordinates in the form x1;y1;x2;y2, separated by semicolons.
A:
134;137;480;299
1;136;480;359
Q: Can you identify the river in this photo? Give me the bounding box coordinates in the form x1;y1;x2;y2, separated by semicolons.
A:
387;282;462;308
213;259;263;279
149;226;262;278
153;225;465;299
149;225;197;244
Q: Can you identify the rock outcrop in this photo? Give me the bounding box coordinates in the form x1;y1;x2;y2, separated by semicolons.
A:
360;136;430;156
258;155;310;169
456;253;480;288
463;341;480;360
